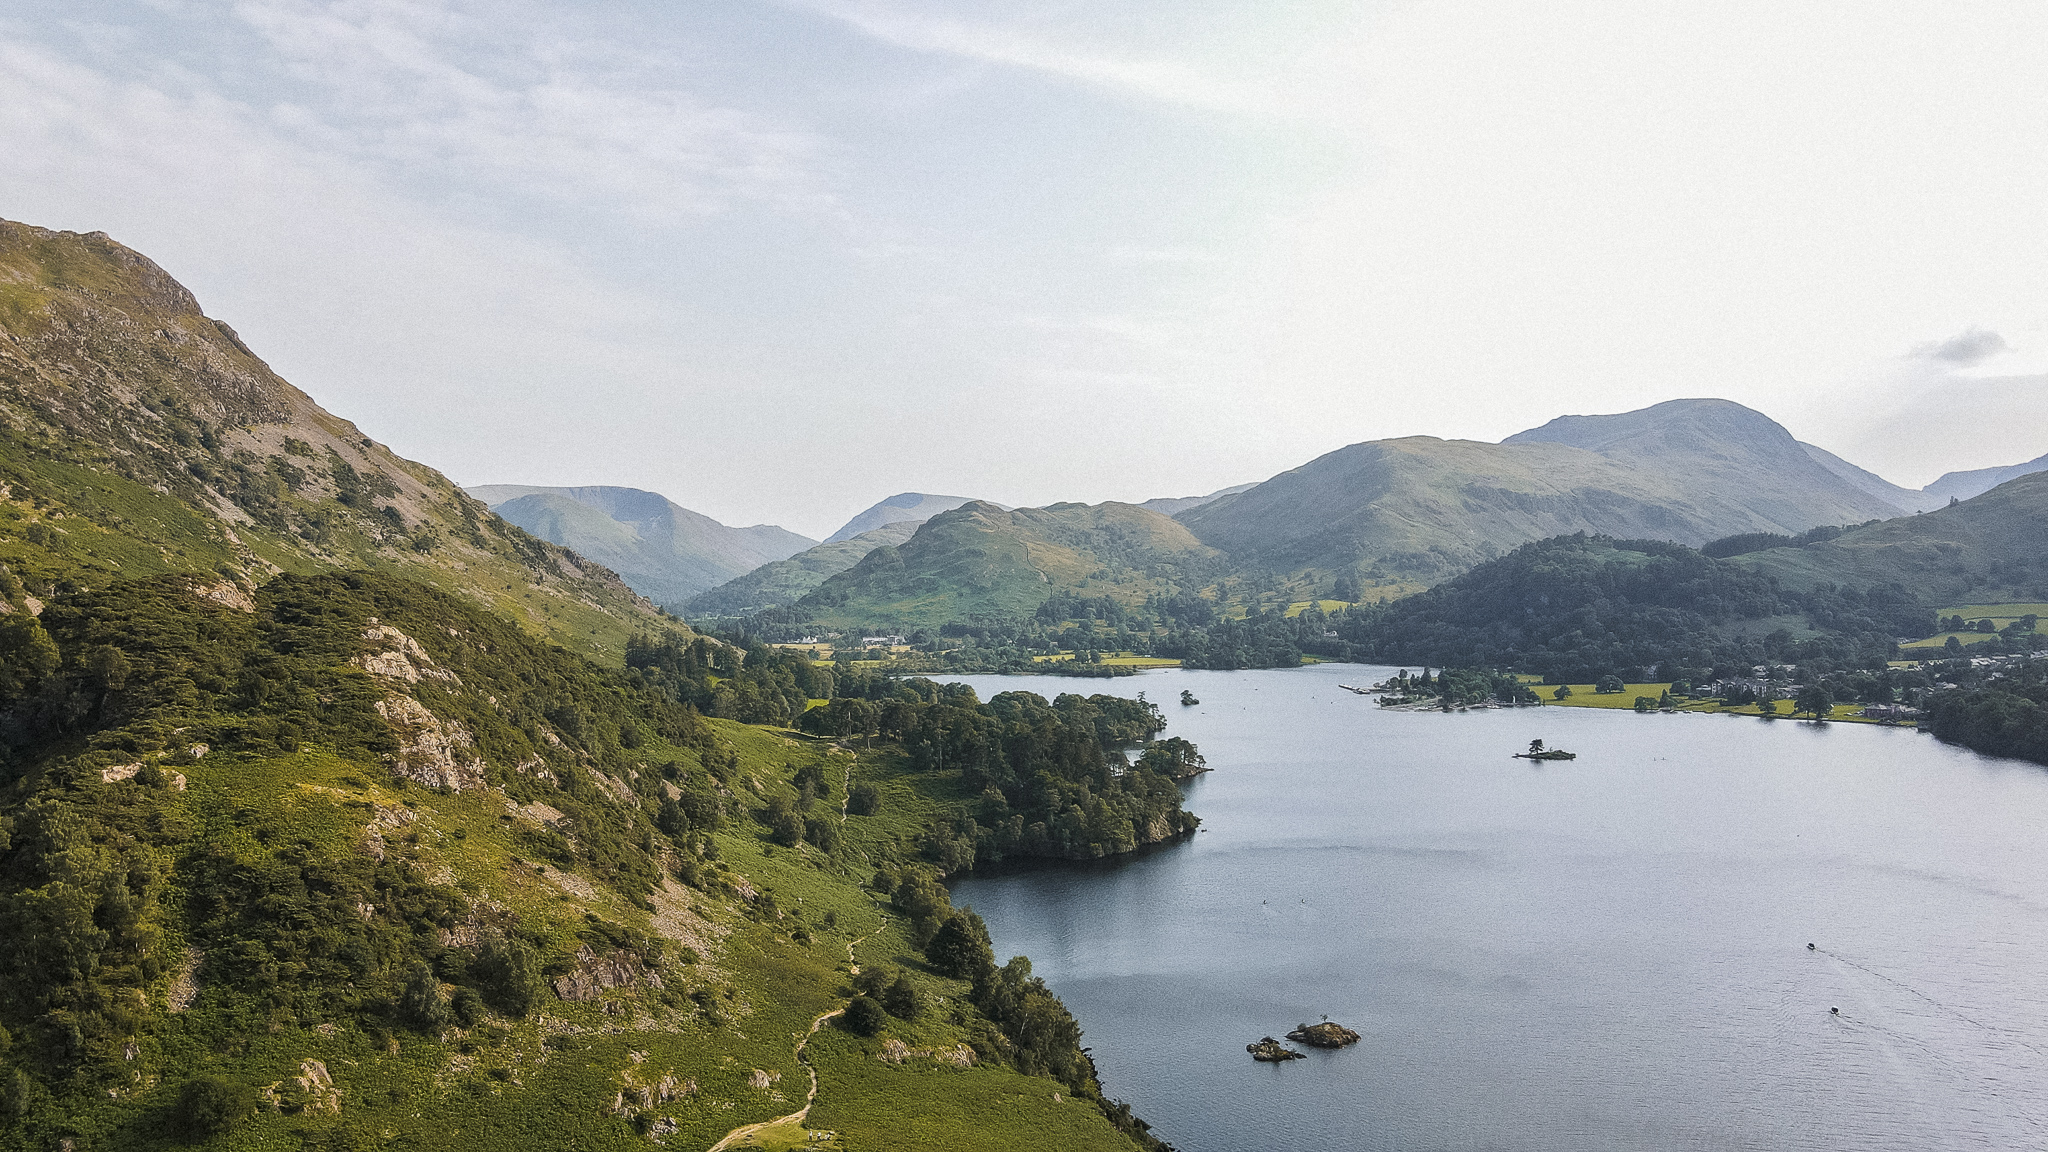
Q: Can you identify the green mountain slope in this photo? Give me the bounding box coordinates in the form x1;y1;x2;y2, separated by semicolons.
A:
1800;442;1932;514
800;502;1223;631
0;571;1166;1151
1737;470;2048;602
468;485;814;608
686;520;921;618
1180;399;1905;584
0;220;677;661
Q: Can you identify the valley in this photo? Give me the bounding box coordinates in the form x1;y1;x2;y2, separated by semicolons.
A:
6;216;2048;1150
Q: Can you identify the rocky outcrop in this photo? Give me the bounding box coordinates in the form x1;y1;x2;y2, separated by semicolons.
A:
1286;1021;1361;1048
1247;1037;1305;1062
354;620;460;685
878;1039;976;1067
374;694;484;790
550;944;664;1002
260;1058;342;1115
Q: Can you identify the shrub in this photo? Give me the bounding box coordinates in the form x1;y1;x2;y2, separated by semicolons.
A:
451;986;486;1027
400;961;451;1031
173;1075;250;1139
471;937;541;1018
924;911;994;981
882;974;920;1020
847;782;881;816
769;809;805;848
842;995;887;1036
804;815;841;852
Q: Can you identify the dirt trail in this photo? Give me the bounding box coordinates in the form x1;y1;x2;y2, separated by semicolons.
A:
703;928;879;1151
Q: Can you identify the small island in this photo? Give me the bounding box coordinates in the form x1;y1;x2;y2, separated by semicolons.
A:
1247;1037;1307;1062
1286;1021;1361;1048
1513;738;1576;761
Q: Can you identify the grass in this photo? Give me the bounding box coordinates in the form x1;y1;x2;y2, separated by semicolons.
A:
1535;686;1887;723
1031;652;1181;668
809;1028;1125;1152
1899;630;2005;651
1537;683;1676;709
1283;600;1351;617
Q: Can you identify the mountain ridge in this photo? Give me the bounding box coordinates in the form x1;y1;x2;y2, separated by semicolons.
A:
467;484;813;607
1178;398;1907;584
826;492;999;543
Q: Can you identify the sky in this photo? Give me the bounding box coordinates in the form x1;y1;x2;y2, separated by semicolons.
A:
3;1;2047;539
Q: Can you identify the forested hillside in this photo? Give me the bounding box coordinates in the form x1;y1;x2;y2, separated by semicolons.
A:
1328;534;1929;681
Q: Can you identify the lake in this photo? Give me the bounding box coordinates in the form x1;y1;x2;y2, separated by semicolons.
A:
947;664;2048;1151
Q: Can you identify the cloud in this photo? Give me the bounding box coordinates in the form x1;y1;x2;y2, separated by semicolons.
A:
235;0;835;221
787;0;1355;121
1912;327;2010;367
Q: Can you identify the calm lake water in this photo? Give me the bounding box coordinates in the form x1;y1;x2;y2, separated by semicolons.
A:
948;665;2048;1151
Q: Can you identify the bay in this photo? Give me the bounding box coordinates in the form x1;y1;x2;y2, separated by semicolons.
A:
947;664;2048;1151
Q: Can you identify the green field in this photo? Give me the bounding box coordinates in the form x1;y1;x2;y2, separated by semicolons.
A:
1538;684;1881;722
1896;602;2047;651
1033;652;1181;668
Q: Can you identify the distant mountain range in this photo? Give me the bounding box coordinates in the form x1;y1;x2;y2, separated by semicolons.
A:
1177;398;1903;584
673;398;2048;632
1137;483;1257;517
1921;452;2048;506
825;492;998;543
684;519;921;617
466;484;813;607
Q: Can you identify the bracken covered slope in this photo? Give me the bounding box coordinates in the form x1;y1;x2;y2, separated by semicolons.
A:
0;219;678;661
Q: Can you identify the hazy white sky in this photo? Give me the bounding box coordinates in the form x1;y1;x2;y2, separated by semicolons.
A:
4;1;2046;537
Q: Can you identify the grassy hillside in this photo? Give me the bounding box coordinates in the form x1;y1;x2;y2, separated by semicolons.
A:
687;521;920;619
1737;470;2048;603
0;220;680;663
0;570;1166;1151
799;502;1224;632
471;486;814;608
1180;399;1906;586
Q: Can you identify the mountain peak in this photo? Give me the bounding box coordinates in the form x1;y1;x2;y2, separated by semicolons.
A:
465;484;813;606
825;492;1005;543
1502;398;1792;454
